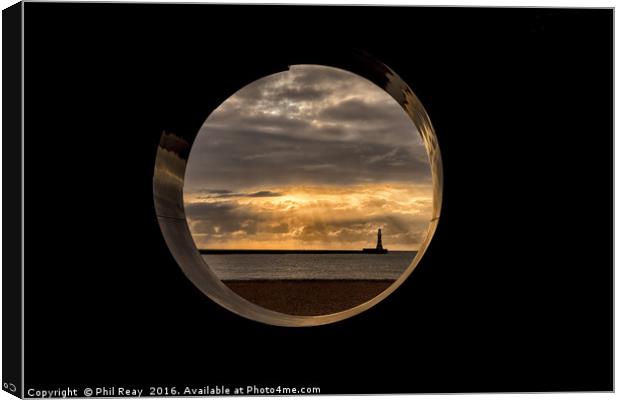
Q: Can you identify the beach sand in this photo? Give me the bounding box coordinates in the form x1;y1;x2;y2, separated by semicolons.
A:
223;279;395;316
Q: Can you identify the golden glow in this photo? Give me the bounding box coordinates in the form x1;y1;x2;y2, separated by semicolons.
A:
183;65;435;253
185;183;432;251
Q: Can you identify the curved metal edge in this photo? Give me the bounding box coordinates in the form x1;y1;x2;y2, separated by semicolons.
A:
152;53;443;327
153;132;319;327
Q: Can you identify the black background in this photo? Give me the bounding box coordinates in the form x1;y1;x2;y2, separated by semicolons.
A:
21;4;612;394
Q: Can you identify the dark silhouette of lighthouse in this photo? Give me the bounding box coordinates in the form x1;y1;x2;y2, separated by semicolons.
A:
376;228;384;250
363;228;388;254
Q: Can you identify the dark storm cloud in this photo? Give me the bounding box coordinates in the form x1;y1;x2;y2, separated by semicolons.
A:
198;190;283;199
185;126;430;192
185;201;264;236
247;191;282;197
200;189;233;194
231;73;331;103
183;65;434;249
185;83;430;190
210;112;312;133
185;202;241;235
276;86;327;101
319;98;403;122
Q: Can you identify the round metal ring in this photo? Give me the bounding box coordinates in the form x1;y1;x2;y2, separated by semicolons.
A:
153;52;443;327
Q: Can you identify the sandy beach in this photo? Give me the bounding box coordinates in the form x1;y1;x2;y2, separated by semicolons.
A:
223;279;395;316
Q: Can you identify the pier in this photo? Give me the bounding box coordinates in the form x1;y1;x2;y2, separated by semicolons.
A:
200;229;389;255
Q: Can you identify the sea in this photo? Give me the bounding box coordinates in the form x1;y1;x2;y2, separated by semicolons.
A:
203;251;417;281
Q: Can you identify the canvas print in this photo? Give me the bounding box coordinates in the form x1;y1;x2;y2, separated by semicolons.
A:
3;3;612;398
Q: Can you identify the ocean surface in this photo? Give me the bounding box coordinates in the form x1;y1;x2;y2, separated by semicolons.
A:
203;251;417;281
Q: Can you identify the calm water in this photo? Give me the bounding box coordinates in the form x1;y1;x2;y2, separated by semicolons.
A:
203;251;417;281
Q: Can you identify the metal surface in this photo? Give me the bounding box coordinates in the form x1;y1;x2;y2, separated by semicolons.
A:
152;53;443;327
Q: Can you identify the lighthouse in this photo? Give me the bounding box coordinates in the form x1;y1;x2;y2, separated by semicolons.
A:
376;228;384;250
362;228;389;254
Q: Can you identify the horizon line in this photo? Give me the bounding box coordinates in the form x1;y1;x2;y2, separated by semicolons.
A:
199;248;418;254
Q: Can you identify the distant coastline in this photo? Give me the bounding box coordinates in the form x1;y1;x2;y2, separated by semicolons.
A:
199;249;415;255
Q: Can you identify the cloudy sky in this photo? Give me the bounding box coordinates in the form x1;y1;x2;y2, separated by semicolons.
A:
184;65;432;250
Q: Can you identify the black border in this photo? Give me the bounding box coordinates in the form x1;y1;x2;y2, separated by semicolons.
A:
2;1;23;399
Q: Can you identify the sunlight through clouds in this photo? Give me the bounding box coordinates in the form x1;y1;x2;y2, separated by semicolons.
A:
184;65;433;251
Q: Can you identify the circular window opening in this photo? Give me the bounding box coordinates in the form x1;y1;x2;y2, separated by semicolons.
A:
154;59;442;327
